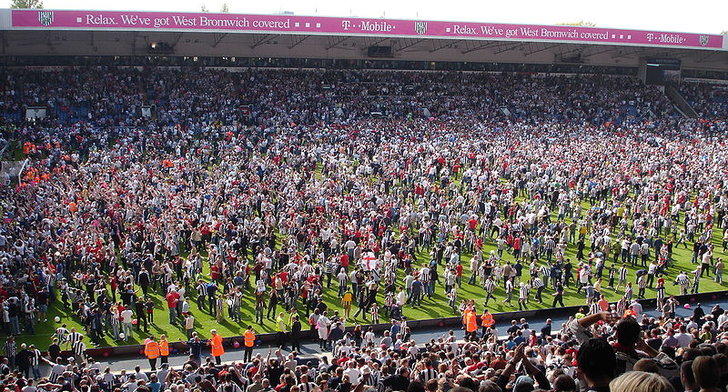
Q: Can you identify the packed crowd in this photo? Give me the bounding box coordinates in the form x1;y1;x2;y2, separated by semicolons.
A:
3;302;728;392
679;82;728;120
1;68;697;128
0;67;727;391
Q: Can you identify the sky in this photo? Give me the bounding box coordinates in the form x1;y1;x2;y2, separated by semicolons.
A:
21;0;728;34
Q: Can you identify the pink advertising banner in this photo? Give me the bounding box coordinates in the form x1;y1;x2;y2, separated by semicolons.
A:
12;9;726;50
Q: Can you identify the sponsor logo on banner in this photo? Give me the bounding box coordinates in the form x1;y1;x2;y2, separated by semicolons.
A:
38;11;54;26
414;21;428;35
699;35;709;46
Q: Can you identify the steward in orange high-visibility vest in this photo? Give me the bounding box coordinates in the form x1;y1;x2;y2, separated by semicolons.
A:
480;310;495;339
243;326;256;362
466;311;478;332
209;329;224;365
465;310;478;341
159;335;170;365
481;310;495;328
144;337;160;371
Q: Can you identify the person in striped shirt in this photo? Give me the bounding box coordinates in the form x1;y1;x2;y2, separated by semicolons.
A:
67;328;84;351
417;361;438;383
617;264;628;290
504;278;514;304
637;274;647;298
483;276;496;306
518;282;529;311
674;271;689;295
72;335;87;364
447;287;457;314
532;276;545;303
28;344;42;379
297;374;317;392
2;336;16;370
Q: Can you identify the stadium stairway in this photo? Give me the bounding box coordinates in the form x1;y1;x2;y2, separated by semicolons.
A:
665;84;698;118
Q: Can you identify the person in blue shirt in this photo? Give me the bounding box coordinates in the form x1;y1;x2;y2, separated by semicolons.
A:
513;330;526;345
148;373;162;392
390;319;400;337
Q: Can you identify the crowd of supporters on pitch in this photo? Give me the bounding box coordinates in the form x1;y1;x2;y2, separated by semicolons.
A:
0;68;726;392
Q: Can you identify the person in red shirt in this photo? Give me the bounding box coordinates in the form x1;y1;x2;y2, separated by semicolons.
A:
340;253;349;271
165;290;180;326
210;263;221;282
455;264;463;287
467;217;478;231
513;237;522;260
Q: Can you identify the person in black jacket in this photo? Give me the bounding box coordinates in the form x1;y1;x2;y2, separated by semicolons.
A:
16;343;32;378
90;308;103;345
382;367;410;391
187;333;204;365
290;316;302;352
138;269;151;297
328;322;344;348
135;298;148;332
47;337;61;362
540;319;552;343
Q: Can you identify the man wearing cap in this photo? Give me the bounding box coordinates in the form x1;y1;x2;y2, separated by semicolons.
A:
209;329;224;365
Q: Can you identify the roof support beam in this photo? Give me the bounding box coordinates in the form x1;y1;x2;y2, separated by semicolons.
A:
369;37;390;47
429;39;463;53
211;33;226;48
288;35;309;49
250;34;278;49
523;44;560;57
461;41;501;54
611;48;641;59
557;45;585;57
581;47;615;58
397;38;427;52
696;51;719;63
326;36;351;50
493;43;525;55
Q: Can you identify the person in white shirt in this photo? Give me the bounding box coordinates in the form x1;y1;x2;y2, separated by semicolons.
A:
316;312;330;350
630;300;643;319
120;306;134;341
717;311;728;329
134;365;148;382
21;379;37;392
122;375;138;392
343;361;361;385
674;325;692;347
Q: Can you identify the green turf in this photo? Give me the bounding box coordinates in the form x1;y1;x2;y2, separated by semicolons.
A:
9;172;728;350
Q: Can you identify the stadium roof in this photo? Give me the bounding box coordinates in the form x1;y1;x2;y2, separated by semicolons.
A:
2;9;728;72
